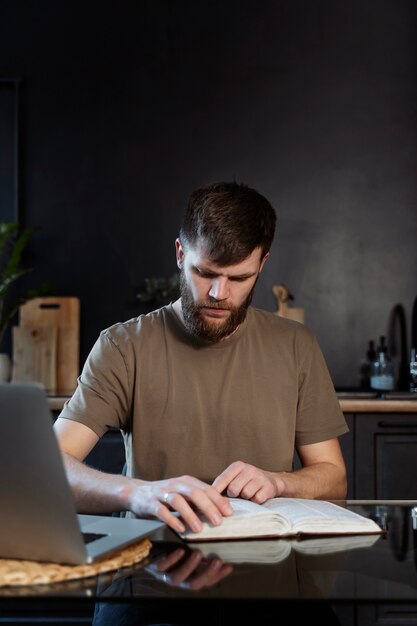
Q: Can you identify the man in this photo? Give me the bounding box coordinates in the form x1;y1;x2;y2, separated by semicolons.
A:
54;181;348;536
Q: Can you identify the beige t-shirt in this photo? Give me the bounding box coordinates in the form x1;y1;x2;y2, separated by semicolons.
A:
59;305;348;483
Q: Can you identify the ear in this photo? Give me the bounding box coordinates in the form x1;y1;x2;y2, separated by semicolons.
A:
175;238;184;269
259;252;269;273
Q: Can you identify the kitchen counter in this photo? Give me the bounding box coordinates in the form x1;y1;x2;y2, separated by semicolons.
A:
339;398;417;412
47;396;70;412
337;391;417;413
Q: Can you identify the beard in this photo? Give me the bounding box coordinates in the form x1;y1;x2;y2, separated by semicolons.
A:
179;270;255;343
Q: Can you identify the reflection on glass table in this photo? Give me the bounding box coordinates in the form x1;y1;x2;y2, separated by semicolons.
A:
2;502;417;626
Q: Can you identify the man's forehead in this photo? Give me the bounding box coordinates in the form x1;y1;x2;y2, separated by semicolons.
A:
184;240;263;269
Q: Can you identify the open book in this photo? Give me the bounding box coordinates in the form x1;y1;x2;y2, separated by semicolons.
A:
179;498;383;542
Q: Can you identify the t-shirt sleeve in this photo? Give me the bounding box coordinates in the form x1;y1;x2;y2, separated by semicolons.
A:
295;334;348;446
58;329;132;437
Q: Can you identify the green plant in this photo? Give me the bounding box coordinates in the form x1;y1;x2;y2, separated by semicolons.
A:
0;222;49;349
136;273;180;307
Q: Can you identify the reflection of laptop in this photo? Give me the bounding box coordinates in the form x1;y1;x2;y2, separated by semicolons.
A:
0;383;164;565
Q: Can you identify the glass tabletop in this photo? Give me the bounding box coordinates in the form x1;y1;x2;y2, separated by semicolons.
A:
2;501;417;605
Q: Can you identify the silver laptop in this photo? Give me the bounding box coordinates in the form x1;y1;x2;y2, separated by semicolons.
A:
0;383;164;565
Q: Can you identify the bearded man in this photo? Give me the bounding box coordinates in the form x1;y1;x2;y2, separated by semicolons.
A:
55;181;348;536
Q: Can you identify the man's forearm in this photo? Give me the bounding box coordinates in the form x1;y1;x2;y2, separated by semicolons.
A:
272;462;347;500
60;452;233;533
61;452;135;514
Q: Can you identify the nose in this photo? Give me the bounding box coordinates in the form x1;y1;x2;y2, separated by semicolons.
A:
209;277;229;301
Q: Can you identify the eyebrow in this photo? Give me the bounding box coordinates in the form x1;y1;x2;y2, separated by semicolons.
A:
193;265;257;280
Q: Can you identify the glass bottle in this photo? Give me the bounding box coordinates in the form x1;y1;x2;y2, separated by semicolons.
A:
359;340;376;389
370;335;394;393
410;348;417;393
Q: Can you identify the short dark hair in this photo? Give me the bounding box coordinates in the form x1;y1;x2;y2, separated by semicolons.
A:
179;181;277;265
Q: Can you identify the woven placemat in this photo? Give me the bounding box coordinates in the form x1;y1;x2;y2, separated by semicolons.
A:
0;538;152;587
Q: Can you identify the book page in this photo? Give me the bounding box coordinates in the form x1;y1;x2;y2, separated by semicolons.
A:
180;498;291;541
179;498;382;542
228;498;267;515
261;498;382;534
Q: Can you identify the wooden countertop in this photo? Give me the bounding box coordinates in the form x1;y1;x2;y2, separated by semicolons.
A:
49;396;417;413
48;396;70;411
339;398;417;413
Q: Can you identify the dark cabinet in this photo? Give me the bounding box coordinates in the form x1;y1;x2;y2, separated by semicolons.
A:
354;413;417;500
355;413;417;500
357;604;417;626
341;414;354;499
295;410;417;501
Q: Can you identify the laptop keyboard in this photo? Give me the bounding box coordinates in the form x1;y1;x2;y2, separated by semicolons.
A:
82;532;107;544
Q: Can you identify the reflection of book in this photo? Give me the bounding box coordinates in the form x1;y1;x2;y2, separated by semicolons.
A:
194;534;382;564
179;498;383;542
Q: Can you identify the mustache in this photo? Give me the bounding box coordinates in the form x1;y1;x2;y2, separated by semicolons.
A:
197;301;234;311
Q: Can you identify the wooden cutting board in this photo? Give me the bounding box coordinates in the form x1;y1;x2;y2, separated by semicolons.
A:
14;297;80;395
11;326;58;393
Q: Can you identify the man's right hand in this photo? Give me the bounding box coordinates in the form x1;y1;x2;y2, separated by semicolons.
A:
126;476;234;534
146;545;233;590
54;419;233;534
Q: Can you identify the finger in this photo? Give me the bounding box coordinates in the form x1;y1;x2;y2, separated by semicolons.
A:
186;486;233;524
158;489;207;532
154;502;186;533
169;550;203;586
204;561;234;586
218;563;234;580
212;462;244;494
238;477;265;500
187;559;234;591
151;476;234;530
187;557;223;590
166;493;207;533
176;478;234;517
170;486;233;531
154;547;186;573
251;482;276;504
223;466;258;498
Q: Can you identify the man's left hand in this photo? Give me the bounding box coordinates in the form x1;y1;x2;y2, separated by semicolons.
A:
212;461;284;503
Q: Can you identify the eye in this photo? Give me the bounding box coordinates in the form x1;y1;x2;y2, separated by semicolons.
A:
194;267;216;279
230;276;250;282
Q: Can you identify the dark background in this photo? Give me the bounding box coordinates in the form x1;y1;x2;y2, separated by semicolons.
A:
0;0;416;388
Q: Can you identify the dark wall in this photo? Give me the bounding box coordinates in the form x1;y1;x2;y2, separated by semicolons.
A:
0;0;416;388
